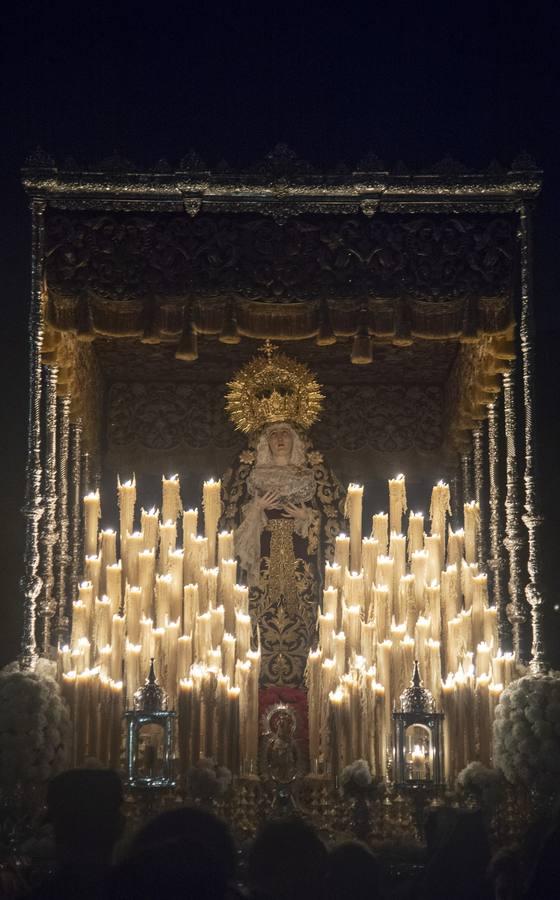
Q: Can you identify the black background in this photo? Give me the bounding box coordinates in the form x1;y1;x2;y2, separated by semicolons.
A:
1;2;559;666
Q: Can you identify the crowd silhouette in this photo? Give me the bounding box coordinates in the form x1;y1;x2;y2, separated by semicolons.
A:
0;768;556;899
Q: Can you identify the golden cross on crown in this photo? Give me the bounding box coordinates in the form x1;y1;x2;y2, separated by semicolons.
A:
257;339;279;363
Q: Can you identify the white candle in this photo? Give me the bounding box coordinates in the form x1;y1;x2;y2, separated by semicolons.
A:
125;641;142;707
183;508;199;545
410;549;428;613
233;584;249;615
322;586;338;625
372;513;389;555
155;573;172;627
345;483;364;573
219;558;237;633
183;583;199;635
159;520;177;574
334;533;350;573
425;581;441;642
361;537;379;615
344;605;362;655
430;481;451;561
407;512;424;559
200;566;219;612
424;534;442;585
100;528;117;569
389;532;407;596
195;611;212;662
426;638;442;705
222;633;236;684
203;478;222;567
141;507;159;551
483;606;498;650
414;616;430;683
471;573;488;648
372;584;390;642
464;501;480;564
388;474;407;536
476;641;491;677
188;535;209;583
399;574;416;634
77;636;91;670
318;612;335;656
210;604;225;647
344;570;365;609
217;529;234;563
84;491;101;557
85;556;101;605
162;474;182;524
78;581;94;630
98;645;112;679
94;596;112;652
333;631;346;678
71;600;88;645
447;527;465;567
165;620;180;706
168;549;184;621
117;477;136;554
178;633;193;678
110;614;125;681
360;620;377;668
307;648;322;767
461;560;478;610
139;617;153;676
138;549;155;618
476;673;491;766
376;556;394;622
235;611;252;660
106;562;122;618
441;564;459;621
325;562;342;590
125;585;142;645
124;531;143;586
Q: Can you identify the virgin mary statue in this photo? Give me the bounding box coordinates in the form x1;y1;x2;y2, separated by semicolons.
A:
220;344;345;687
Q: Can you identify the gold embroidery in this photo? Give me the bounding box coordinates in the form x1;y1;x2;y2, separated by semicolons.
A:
267;518;298;617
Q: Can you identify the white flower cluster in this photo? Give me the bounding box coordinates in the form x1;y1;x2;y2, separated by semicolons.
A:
493;672;560;794
339;759;373;797
0;665;70;786
456;761;505;809
187;757;232;800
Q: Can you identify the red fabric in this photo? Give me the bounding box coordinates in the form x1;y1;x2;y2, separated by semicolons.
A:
259;686;309;750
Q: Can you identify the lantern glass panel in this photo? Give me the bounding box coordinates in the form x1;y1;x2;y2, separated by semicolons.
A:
404;723;432;782
137;722;165;780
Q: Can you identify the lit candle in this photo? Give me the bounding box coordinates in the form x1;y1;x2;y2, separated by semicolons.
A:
106;562;122;618
110;614;125;681
345;483;364;573
152;627;165;670
168;549;184;621
471;573;488;648
372;584;390;642
196;611;212;662
344;605;362;655
441;673;456;784
124;531;143;586
178;633;193;678
325;562;342;591
414;616;430;683
203;478;222;566
233;584;249;615
376;556;394;622
222;633;236;684
200;566;219;613
483;606;498;650
333;631;346;678
178;677;194;776
162;474;182;524
83;490;101;557
411;744;425;780
139;617;153;676
307;648;322;768
165;620;180;707
125;585;142;645
410;549;428;613
361;537;379;616
98;644;112;679
235;611;252;660
71;600;88;645
125;641;142;707
406;512;423;561
138;549;155;618
188;535;209;583
475;640;491;677
388;474;407;536
219;559;237;633
372;513;389;555
430;481;451;561
141;507;159;551
334;533;350;573
447;527;465;567
183;583;199;635
426;638;441;705
464;501;480;564
425;581;441;642
94;596;112;652
77;636;91;670
117;477;136;553
322;586;338;625
318;612;335;656
183;508;199;549
85;556;101;605
399;573;416;631
389;532;407;597
441;564;459;621
210;604;225;647
447;615;462;674
100;528;117;569
344;570;365;609
155;573;172;628
57;644;72;678
424;534;442;585
78;581;94;631
462;560;479;610
360;620;377;668
159;520;177;574
217;529;234;563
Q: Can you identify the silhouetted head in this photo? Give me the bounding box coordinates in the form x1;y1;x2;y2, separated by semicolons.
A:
46;768;124;864
326;840;381;900
108;838;227;900
248;816;327;900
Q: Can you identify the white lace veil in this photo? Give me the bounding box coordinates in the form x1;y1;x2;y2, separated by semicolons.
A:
254;422;307;467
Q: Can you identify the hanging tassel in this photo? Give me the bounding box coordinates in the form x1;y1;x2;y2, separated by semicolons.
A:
351;307;373;365
316;299;336;346
219;301;241;345
175;306;198;361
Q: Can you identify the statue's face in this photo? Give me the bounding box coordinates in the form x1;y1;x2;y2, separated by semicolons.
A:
267;425;294;462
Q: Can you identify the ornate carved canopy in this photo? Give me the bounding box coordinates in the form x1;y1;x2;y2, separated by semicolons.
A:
23;147;541;468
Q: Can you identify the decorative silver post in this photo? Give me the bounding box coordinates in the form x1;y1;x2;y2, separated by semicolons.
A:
503;367;528;661
472;424;488;569
55;396;71;646
69;419;83;609
83;450;91;496
519;204;548;672
39;365;59;654
487;398;508;650
20;199;46;668
461;449;474;504
450;468;462;527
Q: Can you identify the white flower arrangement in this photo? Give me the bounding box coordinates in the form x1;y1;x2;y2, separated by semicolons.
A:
493;671;560;795
187;757;232;801
456;761;505;810
0;664;70;787
339;759;373;798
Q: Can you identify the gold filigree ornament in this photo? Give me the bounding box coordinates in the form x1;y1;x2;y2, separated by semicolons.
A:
225;340;324;434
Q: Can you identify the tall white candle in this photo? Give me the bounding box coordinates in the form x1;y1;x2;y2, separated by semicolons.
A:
78;581;95;631
125;585;142;645
168;549;184;621
425;581;441;642
210;604;225;647
345;483;364;573
84;491;101;559
139;617;153;676
117;477;136;554
235;611;252;660
424;534;442;585
407;512;424;559
360;620;377;668
203;478;221;567
110;614;125;681
372;584;390;642
217;530;234;563
410;549;428;613
125;641;142;707
333;631;346;678
325;562;342;591
471;573;488;648
334;533;350;573
100;528;117;569
464;501;480;564
233;584;249;615
430;481;451;560
399;574;416;634
178;634;193;678
162;474;182;524
124;531;143;586
389;532;407;596
322;586;338;625
165;620;180;706
318;612;335;656
388;474;407;536
94;596;112;652
159;521;177;574
183;584;199;635
106;562;122;617
222;633;236;684
141;507;159;551
361;537;379;616
85;556;101;605
71;600;88;645
155;573;172;628
138;549;155;618
372;513;389;555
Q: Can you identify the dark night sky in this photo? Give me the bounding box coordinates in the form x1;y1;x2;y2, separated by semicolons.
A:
1;3;559;665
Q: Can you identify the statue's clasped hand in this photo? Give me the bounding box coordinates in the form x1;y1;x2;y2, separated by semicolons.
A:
256;490;283;512
282;503;307;521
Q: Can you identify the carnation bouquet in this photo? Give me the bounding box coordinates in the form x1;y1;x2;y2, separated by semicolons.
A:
339;759;383;799
186;757;232;802
456;762;505;811
493;672;560;797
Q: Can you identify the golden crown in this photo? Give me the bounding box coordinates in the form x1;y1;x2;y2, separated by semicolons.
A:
225;341;324;434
